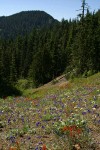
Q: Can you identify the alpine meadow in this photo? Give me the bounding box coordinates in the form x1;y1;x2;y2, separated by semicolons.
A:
0;0;100;150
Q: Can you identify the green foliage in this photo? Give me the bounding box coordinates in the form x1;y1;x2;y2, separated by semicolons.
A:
0;72;99;149
16;79;33;90
87;70;96;77
0;9;100;95
23;124;29;134
0;11;57;39
82;70;96;78
53;114;91;149
42;113;54;121
0;121;6;128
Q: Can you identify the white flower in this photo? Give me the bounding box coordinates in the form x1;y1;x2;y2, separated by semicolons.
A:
92;108;96;111
61;121;65;126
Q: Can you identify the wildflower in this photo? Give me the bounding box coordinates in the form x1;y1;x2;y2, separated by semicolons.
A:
62;126;68;131
92;108;96;111
82;111;87;115
36;122;41;127
77;128;82;134
87;109;91;113
93;104;98;108
16;141;20;149
69;126;73;131
9;136;16;143
8;118;11;124
16;141;19;145
71;125;77;130
35;146;39;150
42;125;45;129
69;130;74;137
27;136;31;140
21;116;24;123
42;144;46;150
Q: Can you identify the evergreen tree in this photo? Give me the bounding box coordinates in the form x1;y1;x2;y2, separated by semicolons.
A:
10;52;17;84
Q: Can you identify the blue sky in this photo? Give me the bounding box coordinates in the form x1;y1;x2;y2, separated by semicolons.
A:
0;0;99;21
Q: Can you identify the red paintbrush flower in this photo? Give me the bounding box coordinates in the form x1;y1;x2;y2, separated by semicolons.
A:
62;126;68;131
42;144;47;150
77;128;82;134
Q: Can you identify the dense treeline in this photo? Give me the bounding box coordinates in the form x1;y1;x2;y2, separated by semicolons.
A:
0;11;57;39
0;10;100;96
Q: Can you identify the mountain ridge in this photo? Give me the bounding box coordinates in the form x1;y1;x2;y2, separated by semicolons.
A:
0;10;58;39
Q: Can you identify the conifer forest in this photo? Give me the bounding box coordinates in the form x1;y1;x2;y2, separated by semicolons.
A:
0;8;100;96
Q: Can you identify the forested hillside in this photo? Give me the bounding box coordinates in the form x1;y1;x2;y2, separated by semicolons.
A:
0;11;57;39
0;10;100;96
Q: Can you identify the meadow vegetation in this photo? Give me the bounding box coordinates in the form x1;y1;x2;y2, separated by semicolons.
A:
0;73;100;150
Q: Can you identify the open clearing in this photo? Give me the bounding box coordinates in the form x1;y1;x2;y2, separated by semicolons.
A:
0;73;100;150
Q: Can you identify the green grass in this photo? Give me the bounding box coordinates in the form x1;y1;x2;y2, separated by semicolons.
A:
0;72;100;150
23;72;100;100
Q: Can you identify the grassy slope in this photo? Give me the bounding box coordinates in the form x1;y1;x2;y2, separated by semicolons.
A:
23;72;100;100
0;73;100;150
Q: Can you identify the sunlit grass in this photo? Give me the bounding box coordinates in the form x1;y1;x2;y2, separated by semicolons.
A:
0;73;100;149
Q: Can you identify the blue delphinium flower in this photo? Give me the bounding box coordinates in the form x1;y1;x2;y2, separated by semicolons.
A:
9;135;16;143
41;125;45;129
8;118;11;124
93;104;98;108
36;122;41;127
82;111;87;115
87;109;91;113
